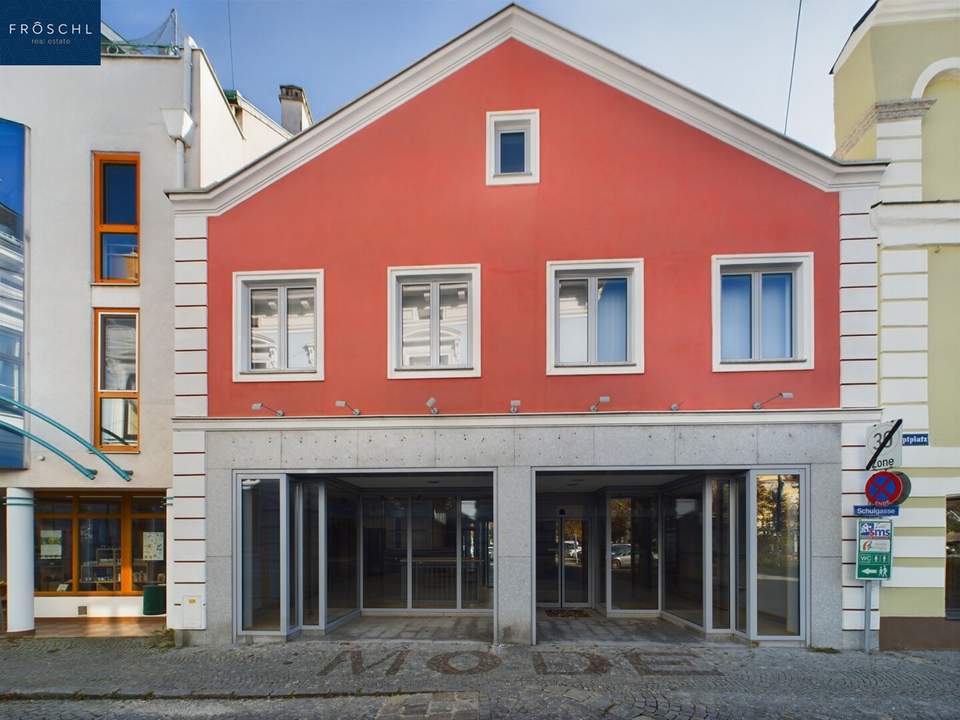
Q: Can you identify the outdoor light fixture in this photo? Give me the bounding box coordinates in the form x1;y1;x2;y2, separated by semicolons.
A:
752;391;795;410
510;400;521;414
251;401;284;417
335;400;361;416
589;395;610;413
670;401;684;412
426;397;438;415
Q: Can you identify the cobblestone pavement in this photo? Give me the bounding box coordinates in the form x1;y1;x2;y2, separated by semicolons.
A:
0;635;958;719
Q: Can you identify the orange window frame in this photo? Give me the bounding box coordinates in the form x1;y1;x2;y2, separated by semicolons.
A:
92;152;140;284
34;492;165;597
93;308;140;453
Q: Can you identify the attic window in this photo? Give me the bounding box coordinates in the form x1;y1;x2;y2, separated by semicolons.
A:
486;110;539;185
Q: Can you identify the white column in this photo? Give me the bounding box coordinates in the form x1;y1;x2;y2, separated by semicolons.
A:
875;98;935;203
6;488;34;634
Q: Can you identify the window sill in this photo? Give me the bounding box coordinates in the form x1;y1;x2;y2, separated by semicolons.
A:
388;367;480;380
94;447;140;455
487;172;539;186
91;280;140;287
234;371;324;383
713;358;812;372
548;363;644;376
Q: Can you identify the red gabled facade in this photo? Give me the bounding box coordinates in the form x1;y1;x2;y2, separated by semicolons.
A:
203;38;840;417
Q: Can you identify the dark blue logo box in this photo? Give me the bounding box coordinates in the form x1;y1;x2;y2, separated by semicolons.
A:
1;0;100;65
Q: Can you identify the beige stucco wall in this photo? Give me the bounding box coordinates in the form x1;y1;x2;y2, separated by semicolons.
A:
928;246;960;445
922;74;960;201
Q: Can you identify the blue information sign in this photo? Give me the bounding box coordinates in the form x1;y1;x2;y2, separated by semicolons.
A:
0;0;100;66
854;504;900;518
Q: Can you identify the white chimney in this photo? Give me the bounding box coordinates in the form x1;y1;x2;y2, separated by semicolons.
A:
279;85;313;135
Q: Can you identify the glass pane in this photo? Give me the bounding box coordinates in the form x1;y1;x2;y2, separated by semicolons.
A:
101;162;136;225
132;518;165;591
563;518;589;604
36;496;73;514
760;273;793;359
400;283;431;368
610;496;658;610
712;480;731;629
412;497;457;608
947;497;960;617
721;274;752;361
461;498;494;609
756;473;801;636
736;477;748;633
78;518;121;591
327;488;359;623
439;283;469;367
249;288;279;370
597;277;628;362
100;232;138;281
99;398;138;447
132;496;164;514
241;477;281;631
100;315;137;391
286;286;316;370
557;278;588;364
663;483;703;626
79;496;121;514
302;484;320;626
35;518;73;592
498;130;525;173
362;497;408;608
536;520;560;604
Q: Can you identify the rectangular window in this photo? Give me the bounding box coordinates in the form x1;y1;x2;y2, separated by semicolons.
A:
388;265;481;378
93;153;139;283
94;309;139;452
947;496;960;620
547;260;643;375
34;493;164;595
234;270;324;381
755;473;801;636
486;110;539;185
712;254;813;372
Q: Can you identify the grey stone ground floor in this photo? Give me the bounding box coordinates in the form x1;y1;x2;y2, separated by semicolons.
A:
0;635;957;719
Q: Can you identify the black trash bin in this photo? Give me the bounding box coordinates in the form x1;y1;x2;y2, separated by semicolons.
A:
142;584;166;616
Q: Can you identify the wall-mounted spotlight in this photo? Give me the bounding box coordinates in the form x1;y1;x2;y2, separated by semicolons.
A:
670;401;684;412
510;400;522;414
251;401;284;417
589;395;610;413
752;391;794;410
335;400;361;416
426;397;439;415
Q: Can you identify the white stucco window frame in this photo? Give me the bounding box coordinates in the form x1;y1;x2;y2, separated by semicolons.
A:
232;269;325;382
486;109;540;185
387;264;481;379
711;252;814;373
546;258;645;376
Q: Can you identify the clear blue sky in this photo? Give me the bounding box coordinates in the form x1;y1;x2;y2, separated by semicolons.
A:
101;0;873;155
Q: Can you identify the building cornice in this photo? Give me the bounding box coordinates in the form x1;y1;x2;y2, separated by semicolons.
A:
835;98;936;159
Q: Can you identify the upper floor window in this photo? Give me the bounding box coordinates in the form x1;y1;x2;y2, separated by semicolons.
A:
233;270;324;382
93;153;139;284
387;265;481;379
94;308;139;451
546;259;644;375
486;110;539;186
712;253;814;372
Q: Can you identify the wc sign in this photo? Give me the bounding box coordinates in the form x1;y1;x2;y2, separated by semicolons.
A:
856;519;893;581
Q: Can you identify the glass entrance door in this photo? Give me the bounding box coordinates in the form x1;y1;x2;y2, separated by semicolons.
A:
536;517;591;607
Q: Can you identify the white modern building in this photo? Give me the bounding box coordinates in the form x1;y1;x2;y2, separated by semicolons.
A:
0;15;303;634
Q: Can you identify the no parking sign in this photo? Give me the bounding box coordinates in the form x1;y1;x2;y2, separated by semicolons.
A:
864;470;911;506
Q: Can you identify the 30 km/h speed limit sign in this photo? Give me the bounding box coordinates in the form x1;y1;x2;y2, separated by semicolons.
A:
866;420;903;471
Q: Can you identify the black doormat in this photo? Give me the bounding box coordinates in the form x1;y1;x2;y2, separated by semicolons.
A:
544;608;591;618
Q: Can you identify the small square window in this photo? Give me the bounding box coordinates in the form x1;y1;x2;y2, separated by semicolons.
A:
388;265;481;379
233;270;324;382
712;254;813;372
486;110;539;185
547;260;644;375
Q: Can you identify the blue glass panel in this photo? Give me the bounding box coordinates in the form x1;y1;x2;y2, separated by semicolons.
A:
499;131;525;174
761;273;793;359
720;274;752;361
597;278;628;362
100;232;138;280
102;163;136;225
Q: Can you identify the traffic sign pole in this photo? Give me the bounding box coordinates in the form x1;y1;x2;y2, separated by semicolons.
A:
864;580;873;654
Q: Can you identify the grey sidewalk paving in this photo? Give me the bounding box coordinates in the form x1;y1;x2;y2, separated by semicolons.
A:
0;635;958;719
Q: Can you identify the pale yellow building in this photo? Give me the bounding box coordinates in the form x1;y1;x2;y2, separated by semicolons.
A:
833;0;960;649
